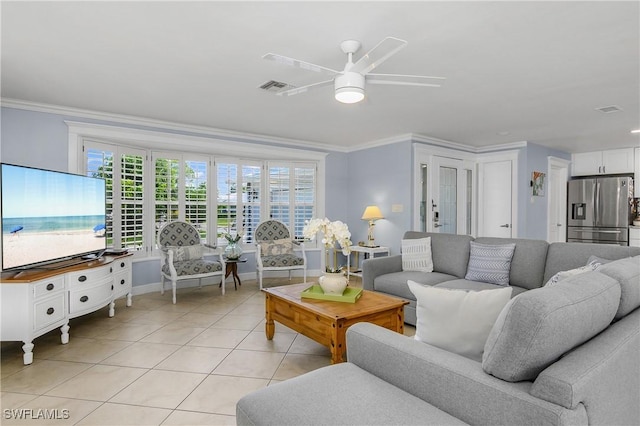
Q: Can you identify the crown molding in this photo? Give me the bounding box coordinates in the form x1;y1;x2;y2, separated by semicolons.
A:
2;98;527;155
0;98;347;153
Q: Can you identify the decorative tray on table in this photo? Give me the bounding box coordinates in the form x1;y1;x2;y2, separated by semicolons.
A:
300;285;363;303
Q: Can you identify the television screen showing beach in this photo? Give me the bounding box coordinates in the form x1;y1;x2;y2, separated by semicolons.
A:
1;164;106;270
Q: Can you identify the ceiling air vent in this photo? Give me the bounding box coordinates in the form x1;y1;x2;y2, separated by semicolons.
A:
595;105;623;114
259;80;293;93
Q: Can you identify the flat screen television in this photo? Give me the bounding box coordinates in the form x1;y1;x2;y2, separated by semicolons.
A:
1;163;107;271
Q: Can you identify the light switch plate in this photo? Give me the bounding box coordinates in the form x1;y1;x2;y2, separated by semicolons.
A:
391;204;403;213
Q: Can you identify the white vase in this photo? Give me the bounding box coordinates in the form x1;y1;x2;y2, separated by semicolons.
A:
318;272;348;295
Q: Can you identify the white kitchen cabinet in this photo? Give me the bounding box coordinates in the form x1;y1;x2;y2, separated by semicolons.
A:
0;254;132;364
572;148;634;176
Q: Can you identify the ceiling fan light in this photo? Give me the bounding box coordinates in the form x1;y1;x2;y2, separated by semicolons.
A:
335;87;364;103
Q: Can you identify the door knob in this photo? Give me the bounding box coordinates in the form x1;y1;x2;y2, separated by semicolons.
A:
499;224;510;228
557;223;562;227
433;223;442;228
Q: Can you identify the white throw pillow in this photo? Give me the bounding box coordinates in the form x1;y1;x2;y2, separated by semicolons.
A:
408;280;513;362
401;238;433;272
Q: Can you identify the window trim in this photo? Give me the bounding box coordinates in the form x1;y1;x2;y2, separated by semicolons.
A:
69;121;326;257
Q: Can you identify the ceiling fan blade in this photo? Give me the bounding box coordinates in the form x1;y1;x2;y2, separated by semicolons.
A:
276;79;334;97
263;53;339;76
367;79;442;88
368;73;446;81
350;37;408;75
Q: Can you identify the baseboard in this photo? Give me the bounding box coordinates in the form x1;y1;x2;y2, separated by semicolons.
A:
129;269;323;296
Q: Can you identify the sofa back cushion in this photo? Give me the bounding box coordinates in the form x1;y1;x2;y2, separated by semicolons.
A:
596;255;640;319
403;231;473;278
543;243;640;284
482;271;620;382
474;237;549;290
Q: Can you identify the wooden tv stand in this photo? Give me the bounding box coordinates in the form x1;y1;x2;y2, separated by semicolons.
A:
0;253;133;365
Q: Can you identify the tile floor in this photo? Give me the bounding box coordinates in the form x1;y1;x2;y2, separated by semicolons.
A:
1;276;414;425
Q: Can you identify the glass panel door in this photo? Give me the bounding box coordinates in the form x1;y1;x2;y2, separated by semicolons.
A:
439;166;457;234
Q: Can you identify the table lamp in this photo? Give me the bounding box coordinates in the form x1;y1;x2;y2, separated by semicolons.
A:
361;205;384;247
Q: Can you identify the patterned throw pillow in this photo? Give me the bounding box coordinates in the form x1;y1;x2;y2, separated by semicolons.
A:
168;245;203;261
464;242;516;286
401;237;433;272
259;238;294;256
544;256;610;286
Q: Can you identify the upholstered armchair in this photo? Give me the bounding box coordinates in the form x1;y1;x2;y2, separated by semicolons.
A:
254;220;306;290
157;221;225;304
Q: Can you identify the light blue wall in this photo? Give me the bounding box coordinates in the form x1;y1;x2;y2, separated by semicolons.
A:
347;142;413;256
1;106;571;285
0;107;333;285
520;143;571;240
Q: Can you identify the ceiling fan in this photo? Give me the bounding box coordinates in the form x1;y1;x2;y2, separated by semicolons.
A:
263;37;445;104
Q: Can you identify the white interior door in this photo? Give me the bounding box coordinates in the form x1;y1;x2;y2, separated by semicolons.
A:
547;157;569;242
478;158;514;238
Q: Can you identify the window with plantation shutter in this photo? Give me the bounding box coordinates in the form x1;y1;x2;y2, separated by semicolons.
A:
84;142;146;252
216;160;262;245
153;153;211;245
120;154;144;250
268;163;316;240
80;126;321;259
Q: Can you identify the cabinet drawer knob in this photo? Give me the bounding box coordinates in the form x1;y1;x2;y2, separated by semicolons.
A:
80;295;89;303
46;283;55;291
121;262;125;268
110;267;113;273
78;275;87;282
121;279;125;285
111;285;114;291
46;307;55;315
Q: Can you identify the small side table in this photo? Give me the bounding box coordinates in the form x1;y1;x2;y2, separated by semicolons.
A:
222;257;247;290
347;245;390;279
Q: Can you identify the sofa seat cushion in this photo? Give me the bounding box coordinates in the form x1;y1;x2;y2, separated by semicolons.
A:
435;279;528;297
236;362;467;426
373;271;457;300
596;255;640;319
482;271;621;382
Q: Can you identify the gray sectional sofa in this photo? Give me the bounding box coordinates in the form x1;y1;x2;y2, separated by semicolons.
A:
363;231;640;326
237;233;640;425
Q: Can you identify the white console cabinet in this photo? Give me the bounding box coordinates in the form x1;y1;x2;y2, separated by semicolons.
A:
572;148;634;176
0;254;132;364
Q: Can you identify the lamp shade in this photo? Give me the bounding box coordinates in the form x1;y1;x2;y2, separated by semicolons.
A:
361;205;384;221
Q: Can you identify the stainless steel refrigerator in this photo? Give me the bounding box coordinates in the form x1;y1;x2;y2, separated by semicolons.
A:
567;176;633;245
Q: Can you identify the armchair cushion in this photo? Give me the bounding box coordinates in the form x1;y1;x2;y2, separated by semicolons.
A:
162;259;222;276
261;254;304;268
258;238;294;257
168;244;203;261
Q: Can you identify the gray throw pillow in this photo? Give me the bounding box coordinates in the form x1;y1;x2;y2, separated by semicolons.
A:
464;242;516;286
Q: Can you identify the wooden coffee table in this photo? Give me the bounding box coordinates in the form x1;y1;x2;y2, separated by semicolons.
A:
263;283;408;364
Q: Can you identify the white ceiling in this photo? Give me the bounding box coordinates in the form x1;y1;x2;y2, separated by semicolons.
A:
2;1;639;153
